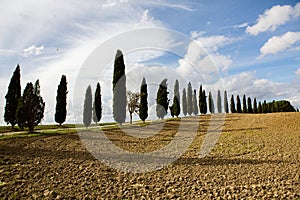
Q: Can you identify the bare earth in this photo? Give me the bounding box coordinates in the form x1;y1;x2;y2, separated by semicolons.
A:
0;113;299;199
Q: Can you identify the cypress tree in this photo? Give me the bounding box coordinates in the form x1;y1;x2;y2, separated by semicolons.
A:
16;80;45;133
208;92;215;114
187;82;193;115
139;77;148;122
198;85;203;114
172;79;180;117
156;79;169;119
253;98;258;113
192;89;198;115
230;95;236;113
202;90;208;114
182;88;187;116
236;95;242;113
262;100;267;113
4;65;21;129
112;50;127;125
242;94;247;113
55;75;68;125
83;85;92;128
224;90;229;113
258;101;262;113
247;97;253;113
217;90;222;113
93;82;102;123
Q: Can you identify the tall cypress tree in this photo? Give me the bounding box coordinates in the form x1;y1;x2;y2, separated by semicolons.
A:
112;50;126;125
55;75;68;125
187;82;193;115
253;98;258;113
83;85;92;128
4;65;21;129
93;82;102;123
242;94;247;113
198;85;203;113
202;90;207;114
156;79;169;119
224;90;229;113
208;92;215;114
236;95;242;113
182;88;187;116
247;97;253;113
192;89;198;115
33;80;45;128
230;95;236;113
172;79;180;117
258;101;262;113
217;90;222;113
139;77;148;122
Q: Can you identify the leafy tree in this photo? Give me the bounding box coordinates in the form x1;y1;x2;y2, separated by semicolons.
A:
217;90;222;113
198;85;203;113
247;97;253;113
171;79;181;117
182;88;187;116
83;85;92;128
187;82;193;115
253;98;258;113
112;50;127;125
4;65;21;129
127;91;140;124
55;75;68;125
230;95;236;113
262;100;267;113
258;101;262;113
242;94;247;113
269;100;295;112
139;77;148;122
236;95;242;113
156;79;169;119
208;92;215;114
224;90;229;113
192;89;198;115
16;80;45;133
93;82;102;123
202;90;208;114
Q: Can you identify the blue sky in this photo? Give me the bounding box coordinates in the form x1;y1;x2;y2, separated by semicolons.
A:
1;0;300;124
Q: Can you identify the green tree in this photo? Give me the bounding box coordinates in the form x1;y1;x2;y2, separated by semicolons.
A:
258;101;262;113
208;92;215;114
236;95;242;113
224;90;229;113
230;95;236;113
253;98;258;113
198;85;203;113
262;100;267;113
187;82;193;115
171;79;181;117
93;82;102;123
217;90;222;113
55;75;68;125
4;65;21;129
156;79;169;119
182;88;187;116
202;90;208;114
112;50;127;125
247;97;253;113
83;85;92;128
16;80;45;133
139;77;148;122
242;94;247;113
192;89;198;115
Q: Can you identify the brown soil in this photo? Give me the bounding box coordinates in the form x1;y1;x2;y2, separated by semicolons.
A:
0;113;299;199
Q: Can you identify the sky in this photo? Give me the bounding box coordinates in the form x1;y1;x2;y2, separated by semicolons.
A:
0;0;300;125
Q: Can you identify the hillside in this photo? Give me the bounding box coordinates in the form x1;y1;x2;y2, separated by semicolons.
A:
0;113;299;199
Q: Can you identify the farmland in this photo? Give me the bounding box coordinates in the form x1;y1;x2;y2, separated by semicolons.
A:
0;113;299;199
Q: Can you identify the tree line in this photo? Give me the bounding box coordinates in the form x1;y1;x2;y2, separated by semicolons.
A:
4;50;298;131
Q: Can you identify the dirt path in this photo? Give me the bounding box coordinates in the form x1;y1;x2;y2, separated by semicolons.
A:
0;113;299;199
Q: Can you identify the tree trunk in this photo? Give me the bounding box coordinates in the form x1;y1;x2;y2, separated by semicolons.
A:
130;112;132;125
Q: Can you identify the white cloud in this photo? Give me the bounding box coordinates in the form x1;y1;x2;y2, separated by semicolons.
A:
246;3;300;35
23;45;44;57
232;22;248;28
102;0;128;8
259;31;300;58
296;68;300;75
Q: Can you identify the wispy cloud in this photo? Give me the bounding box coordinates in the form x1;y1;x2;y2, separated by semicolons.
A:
258;31;300;58
23;45;44;57
246;2;300;35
